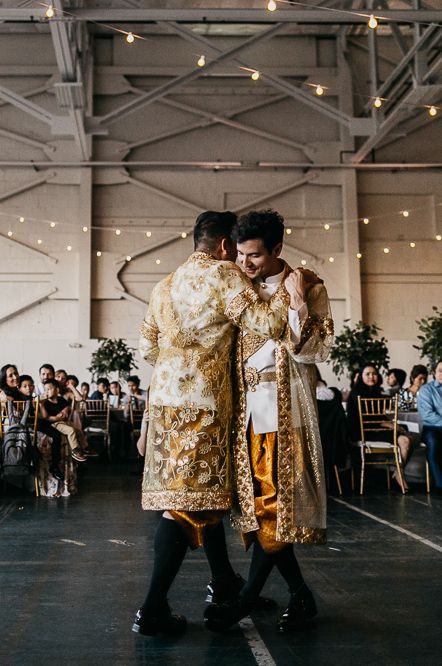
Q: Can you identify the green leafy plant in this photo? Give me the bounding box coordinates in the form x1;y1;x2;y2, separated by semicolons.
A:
414;306;442;370
328;321;390;379
88;338;138;381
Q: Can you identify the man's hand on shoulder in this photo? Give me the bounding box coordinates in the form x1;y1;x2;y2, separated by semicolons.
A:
285;268;323;310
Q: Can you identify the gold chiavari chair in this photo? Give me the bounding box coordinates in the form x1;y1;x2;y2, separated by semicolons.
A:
83;399;110;455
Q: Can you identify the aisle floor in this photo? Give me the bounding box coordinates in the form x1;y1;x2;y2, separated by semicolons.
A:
1;465;441;666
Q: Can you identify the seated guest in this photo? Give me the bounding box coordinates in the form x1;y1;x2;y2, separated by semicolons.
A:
385;368;407;396
122;375;147;410
80;382;90;400
39;379;88;463
417;360;442;493
0;363;21;400
398;364;428;410
90;377;110;401
55;369;84;403
109;381;125;408
18;374;64;481
35;364;55;396
347;364;413;491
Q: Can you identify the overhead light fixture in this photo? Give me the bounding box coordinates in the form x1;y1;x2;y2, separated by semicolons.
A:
315;85;324;96
197;55;206;67
368;15;378;29
428;106;437;117
267;0;277;12
45;5;55;19
251;70;260;81
374;97;382;108
126;32;135;44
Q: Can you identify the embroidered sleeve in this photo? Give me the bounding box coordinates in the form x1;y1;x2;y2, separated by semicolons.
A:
139;290;160;366
285;284;334;363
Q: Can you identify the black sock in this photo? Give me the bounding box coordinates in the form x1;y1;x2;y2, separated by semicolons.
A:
141;517;189;614
241;540;274;601
203;520;236;584
273;544;304;593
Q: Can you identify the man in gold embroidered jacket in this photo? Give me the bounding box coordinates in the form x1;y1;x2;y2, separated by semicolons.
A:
204;210;334;634
134;211;294;635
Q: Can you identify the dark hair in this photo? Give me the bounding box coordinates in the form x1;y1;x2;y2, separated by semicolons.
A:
55;369;67;377
43;378;59;389
39;363;55;374
410;364;428;383
19;374;34;386
233;209;285;254
387;368;406;387
193;211;237;251
97;377;110;388
127;375;141;387
81;382;90;389
0;364;19;393
66;374;79;386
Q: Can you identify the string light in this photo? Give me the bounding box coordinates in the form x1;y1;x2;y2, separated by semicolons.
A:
146;231;152;238
383;247;390;254
66;245;72;251
267;0;277;11
7;230;13;237
125;32;135;44
324;223;330;231
115;229;121;236
285;228;292;235
19;216;25;223
436;235;442;241
356;252;362;259
96;251;102;257
409;242;416;248
251;70;260;81
374;97;382;109
37;239;42;245
197;55;206;67
45;5;55;19
50;221;56;228
368;15;378;30
126;255;132;261
82;226;88;232
155;259;161;265
301;259;307;266
402;210;410;218
315;85;324;96
181;232;187;239
363;217;370;225
328;256;335;263
428;106;438;117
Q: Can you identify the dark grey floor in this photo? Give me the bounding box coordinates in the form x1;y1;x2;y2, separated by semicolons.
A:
1;466;441;666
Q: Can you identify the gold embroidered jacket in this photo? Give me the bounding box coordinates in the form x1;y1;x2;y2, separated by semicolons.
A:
138;251;288;512
231;262;334;544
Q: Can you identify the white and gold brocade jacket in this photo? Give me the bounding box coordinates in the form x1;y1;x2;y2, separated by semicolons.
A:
138;251;288;512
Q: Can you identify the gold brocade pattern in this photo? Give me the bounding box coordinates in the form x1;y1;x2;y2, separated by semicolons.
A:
140;320;158;345
169;510;225;549
293;314;334;355
225;288;259;325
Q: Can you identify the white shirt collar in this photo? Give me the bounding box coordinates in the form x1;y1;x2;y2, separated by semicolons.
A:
261;267;285;286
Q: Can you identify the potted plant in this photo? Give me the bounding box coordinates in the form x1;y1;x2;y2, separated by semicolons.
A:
88;338;138;381
328;321;390;380
414;306;442;370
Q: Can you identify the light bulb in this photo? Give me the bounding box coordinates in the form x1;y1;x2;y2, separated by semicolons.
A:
301;259;307;266
45;5;55;19
82;226;88;232
402;210;409;217
155;259;161;265
383;247;390;254
285;228;292;235
328;257;335;263
126;32;135;44
37;239;42;245
356;253;362;259
363;217;370;224
67;245;72;251
50;222;56;228
267;0;277;12
7;230;13;237
436;235;441;241
368;15;378;29
181;232;187;239
146;231;152;238
126;255;132;261
324;223;330;231
409;242;416;248
374;97;382;108
197;55;206;67
19;216;25;223
315;85;324;96
115;229;121;236
428;106;437;117
96;251;102;257
251;71;260;81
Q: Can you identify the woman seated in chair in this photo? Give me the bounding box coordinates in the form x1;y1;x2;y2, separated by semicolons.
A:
347;364;414;491
398;364;428;411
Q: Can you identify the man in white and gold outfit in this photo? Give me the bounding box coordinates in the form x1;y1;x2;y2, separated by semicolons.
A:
133;211;301;637
204;209;334;633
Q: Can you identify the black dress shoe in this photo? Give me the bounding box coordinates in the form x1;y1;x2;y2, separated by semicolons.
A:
132;605;187;637
206;573;276;610
277;584;317;634
204;597;252;632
